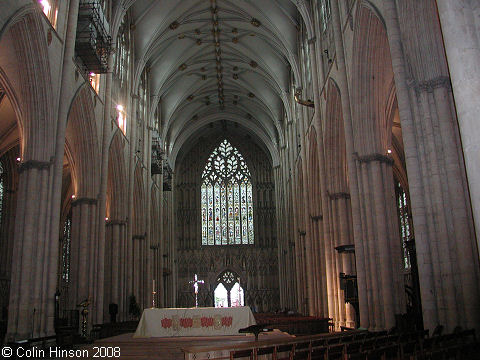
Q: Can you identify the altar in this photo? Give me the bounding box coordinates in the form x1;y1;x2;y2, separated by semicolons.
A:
133;307;257;338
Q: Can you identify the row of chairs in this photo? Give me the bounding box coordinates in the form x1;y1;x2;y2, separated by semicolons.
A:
229;328;479;360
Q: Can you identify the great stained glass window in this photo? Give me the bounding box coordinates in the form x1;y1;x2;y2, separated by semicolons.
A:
201;140;254;245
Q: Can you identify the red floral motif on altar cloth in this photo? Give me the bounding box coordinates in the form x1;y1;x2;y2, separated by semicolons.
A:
221;316;233;327
161;318;172;328
180;318;193;328
201;316;214;327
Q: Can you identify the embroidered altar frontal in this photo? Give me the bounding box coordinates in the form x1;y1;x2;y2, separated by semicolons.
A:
133;307;257;337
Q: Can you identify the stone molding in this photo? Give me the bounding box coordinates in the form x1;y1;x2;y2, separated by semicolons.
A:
327;192;351;200
18;159;52;173
71;197;97;206
354;153;394;165
409;76;452;93
105;219;127;226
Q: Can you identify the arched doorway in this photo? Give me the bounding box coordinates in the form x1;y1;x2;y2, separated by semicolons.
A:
214;270;244;308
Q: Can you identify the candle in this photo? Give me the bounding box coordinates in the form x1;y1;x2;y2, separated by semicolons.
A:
153;279;155;292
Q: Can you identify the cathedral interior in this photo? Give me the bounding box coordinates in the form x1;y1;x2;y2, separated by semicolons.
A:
0;0;480;346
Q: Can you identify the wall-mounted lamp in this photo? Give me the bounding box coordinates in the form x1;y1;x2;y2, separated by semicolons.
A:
294;89;314;108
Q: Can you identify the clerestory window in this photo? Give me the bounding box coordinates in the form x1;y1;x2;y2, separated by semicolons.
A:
201;140;254;245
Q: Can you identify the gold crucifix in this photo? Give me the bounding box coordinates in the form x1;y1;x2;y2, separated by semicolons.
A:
189;274;204;308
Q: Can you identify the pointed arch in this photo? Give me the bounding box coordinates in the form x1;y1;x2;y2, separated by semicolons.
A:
107;131;127;220
0;9;55;161
307;128;322;216
65;85;100;198
325;79;348;193
351;3;394;156
133;163;146;236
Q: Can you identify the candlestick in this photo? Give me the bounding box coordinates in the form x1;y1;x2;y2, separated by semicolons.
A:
152;279;156;308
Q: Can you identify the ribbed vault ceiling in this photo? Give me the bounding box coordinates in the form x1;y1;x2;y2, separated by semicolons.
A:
119;0;303;166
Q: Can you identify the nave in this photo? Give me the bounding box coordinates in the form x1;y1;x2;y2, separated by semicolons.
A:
0;0;480;353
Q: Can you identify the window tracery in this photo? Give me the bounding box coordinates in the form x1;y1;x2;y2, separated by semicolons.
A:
114;18;130;87
201;140;254;245
214;270;244;307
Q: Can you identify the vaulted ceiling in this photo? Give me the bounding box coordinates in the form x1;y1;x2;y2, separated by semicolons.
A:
118;0;305;167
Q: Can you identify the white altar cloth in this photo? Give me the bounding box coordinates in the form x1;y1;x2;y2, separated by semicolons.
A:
133;307;256;338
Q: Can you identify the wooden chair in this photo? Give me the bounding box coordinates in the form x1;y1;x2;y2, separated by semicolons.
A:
382;344;400;359
400;341;417;359
347;352;367;360
293;342;312;360
275;344;295;360
340;335;354;343
345;341;362;356
326;344;344;360
257;346;276;358
310;346;327;360
311;339;327;348
361;339;375;352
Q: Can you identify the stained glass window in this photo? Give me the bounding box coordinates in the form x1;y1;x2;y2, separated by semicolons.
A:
396;182;411;269
201;140;254;245
61;212;72;283
214;270;244;307
114;17;130;87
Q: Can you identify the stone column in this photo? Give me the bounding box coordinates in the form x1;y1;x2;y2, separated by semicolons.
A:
132;234;145;307
385;0;480;331
105;220;127;320
273;165;286;307
7;161;52;340
126;95;139;301
336;194;356;327
96;52;114;323
155;173;164;308
297;112;316;316
436;0;480;249
330;0;370;329
44;0;80;337
69;197;98;331
308;37;331;319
